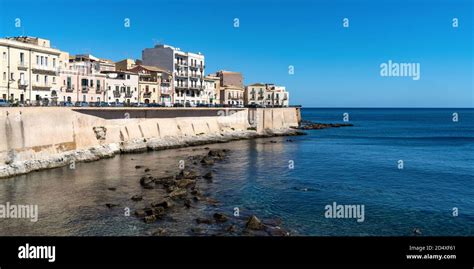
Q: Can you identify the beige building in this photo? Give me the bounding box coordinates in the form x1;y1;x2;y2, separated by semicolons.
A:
59;54;107;104
245;83;290;107
213;70;244;107
117;59;173;106
0;36;63;105
103;70;139;105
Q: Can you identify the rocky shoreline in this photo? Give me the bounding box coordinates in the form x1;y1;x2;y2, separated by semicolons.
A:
298;120;354;130
120;148;291;236
0;128;305;179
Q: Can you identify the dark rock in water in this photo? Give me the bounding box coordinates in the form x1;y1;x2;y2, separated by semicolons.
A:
193;196;202;202
213;213;229;223
152;206;165;216
140;176;154;187
201;156;215;165
263;218;282;227
246;215;264;230
265;226;290;236
105;203;118;208
176;169;199;180
155;176;175;186
151;199;174;209
176;178;196;188
191;189;203;196
300;121;353;130
107;187;117;191
135;165;143;169
152;228;166;236
144;215;157;223
203;171;213;180
226;225;238;233
144;168;150;172
131;195;143;201
413;228;422;235
184;199;192;208
208;149;227;158
144;207;154;216
270;140;278;143
169;188;187;198
204;147;210;150
205;197;219;205
190;227;205;235
196;218;213;225
134;209;146;218
286;139;294;142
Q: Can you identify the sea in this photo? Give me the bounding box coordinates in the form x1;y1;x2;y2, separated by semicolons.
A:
0;108;473;236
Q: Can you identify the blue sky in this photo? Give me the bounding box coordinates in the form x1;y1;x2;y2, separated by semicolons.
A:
0;0;472;107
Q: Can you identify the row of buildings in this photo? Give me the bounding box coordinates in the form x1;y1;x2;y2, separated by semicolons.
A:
0;36;289;107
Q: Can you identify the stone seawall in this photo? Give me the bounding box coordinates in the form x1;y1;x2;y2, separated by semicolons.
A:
0;107;301;178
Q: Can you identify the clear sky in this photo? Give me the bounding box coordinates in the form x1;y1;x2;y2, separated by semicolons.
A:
0;0;472;107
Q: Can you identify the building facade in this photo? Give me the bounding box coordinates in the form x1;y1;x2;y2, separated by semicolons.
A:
245;83;290;107
142;44;205;106
213;70;244;107
0;36;63;105
103;71;139;104
59;54;107;104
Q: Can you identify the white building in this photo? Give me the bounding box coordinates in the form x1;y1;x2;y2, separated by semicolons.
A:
102;71;139;105
245;83;290;107
142;44;205;106
0;36;63;105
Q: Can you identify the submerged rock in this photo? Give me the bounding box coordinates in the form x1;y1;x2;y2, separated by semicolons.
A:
213;213;229;223
107;187;117;191
196;218;213;225
246;215;264;230
131;194;143;201
105;203;118;208
169;188;187;198
200;156;214;165
176;178;196;188
151;199;174;209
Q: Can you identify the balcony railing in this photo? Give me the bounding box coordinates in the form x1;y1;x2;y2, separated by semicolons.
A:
113;91;121;98
17;79;28;88
143;92;152;98
62;86;74;92
18;62;28;70
125;92;133;98
81;86;90;93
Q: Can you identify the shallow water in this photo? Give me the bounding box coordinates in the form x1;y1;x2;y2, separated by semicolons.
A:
0;108;473;236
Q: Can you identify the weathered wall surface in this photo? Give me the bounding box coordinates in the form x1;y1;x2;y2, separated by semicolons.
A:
0;107;300;177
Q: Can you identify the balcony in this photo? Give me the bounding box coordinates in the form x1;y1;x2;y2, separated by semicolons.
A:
175;84;188;89
143;92;152;98
61;86;74;92
81;86;90;93
17;79;28;88
113;91;121;98
175;72;188;78
18;62;28;70
190;85;202;90
32;64;57;75
125;92;133;98
96;87;104;94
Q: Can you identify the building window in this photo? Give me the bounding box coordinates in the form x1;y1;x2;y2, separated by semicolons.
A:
20;52;24;64
115;86;119;92
53;58;56;68
67;77;72;88
90;80;93;87
45;57;48;66
2;52;6;61
45;76;48;85
52;77;56;83
10;73;14;80
40;56;44;65
36;75;39;82
97;80;100;90
2;72;5;81
36;55;39;65
127;74;130;79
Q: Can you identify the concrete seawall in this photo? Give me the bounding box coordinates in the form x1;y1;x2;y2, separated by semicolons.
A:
0;107;301;178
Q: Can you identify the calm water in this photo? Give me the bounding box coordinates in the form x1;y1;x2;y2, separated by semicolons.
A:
0;108;473;236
